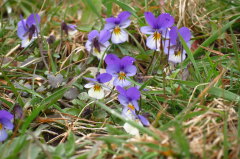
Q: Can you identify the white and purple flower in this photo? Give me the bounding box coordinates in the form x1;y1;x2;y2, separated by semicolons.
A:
140;12;174;50
17;13;40;48
84;73;112;99
164;26;191;63
104;11;131;44
61;22;78;36
117;86;140;113
105;54;136;87
0;110;14;142
85;30;111;60
116;86;150;135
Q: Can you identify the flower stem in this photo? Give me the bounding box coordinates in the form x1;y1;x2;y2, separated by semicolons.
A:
145;50;157;75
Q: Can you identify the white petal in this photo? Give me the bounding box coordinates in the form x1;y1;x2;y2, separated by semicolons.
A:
111;29;128;44
113;77;131;87
146;34;160;51
68;30;78;36
88;87;104;99
123;109;135;120
84;83;94;88
21;38;34;48
123;123;140;136
92;41;110;60
168;51;186;63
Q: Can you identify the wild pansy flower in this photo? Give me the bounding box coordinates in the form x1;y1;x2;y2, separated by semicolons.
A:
140;12;174;50
0;110;14;142
84;73;112;99
85;30;111;60
116;86;140;112
105;54;136;87
104;11;131;44
17;13;40;47
61;22;78;36
164;26;191;63
117;86;150;135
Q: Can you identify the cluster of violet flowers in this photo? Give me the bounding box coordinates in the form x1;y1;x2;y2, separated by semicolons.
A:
84;11;151;136
83;11;192;135
16;11;192;136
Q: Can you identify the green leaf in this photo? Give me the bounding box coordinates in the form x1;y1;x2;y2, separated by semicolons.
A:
65;132;75;157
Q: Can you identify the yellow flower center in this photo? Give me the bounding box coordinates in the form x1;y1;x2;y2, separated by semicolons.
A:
174;50;182;57
118;72;126;80
0;123;2;130
93;84;101;92
94;47;100;53
113;27;121;35
128;104;135;110
153;32;161;41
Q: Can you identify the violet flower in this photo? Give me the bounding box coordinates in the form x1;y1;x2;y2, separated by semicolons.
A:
85;30;111;60
164;26;191;63
84;73;112;99
0;110;14;142
117;86;150;135
104;11;131;44
116;86;140;112
105;54;136;87
140;12;174;50
61;22;77;36
17;13;40;48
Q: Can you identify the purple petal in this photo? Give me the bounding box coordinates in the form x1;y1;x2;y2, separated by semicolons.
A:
138;115;150;126
118;94;129;106
67;24;77;31
106;64;120;76
84;77;97;82
157;13;174;29
0;119;14;130
144;12;157;29
178;27;191;42
116;86;126;95
104;23;116;30
113;77;131;87
132;100;139;111
120;56;135;66
88;30;99;41
169;26;178;45
26;13;40;27
140;26;155;35
0;110;13;120
0;129;8;142
106;17;117;24
119;19;131;28
96;73;112;83
99;30;111;43
17;20;27;40
163;39;175;55
124;65;137;77
126;87;140;100
105;54;120;65
118;11;131;23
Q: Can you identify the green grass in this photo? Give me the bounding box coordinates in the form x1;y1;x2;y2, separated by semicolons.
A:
0;0;240;158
